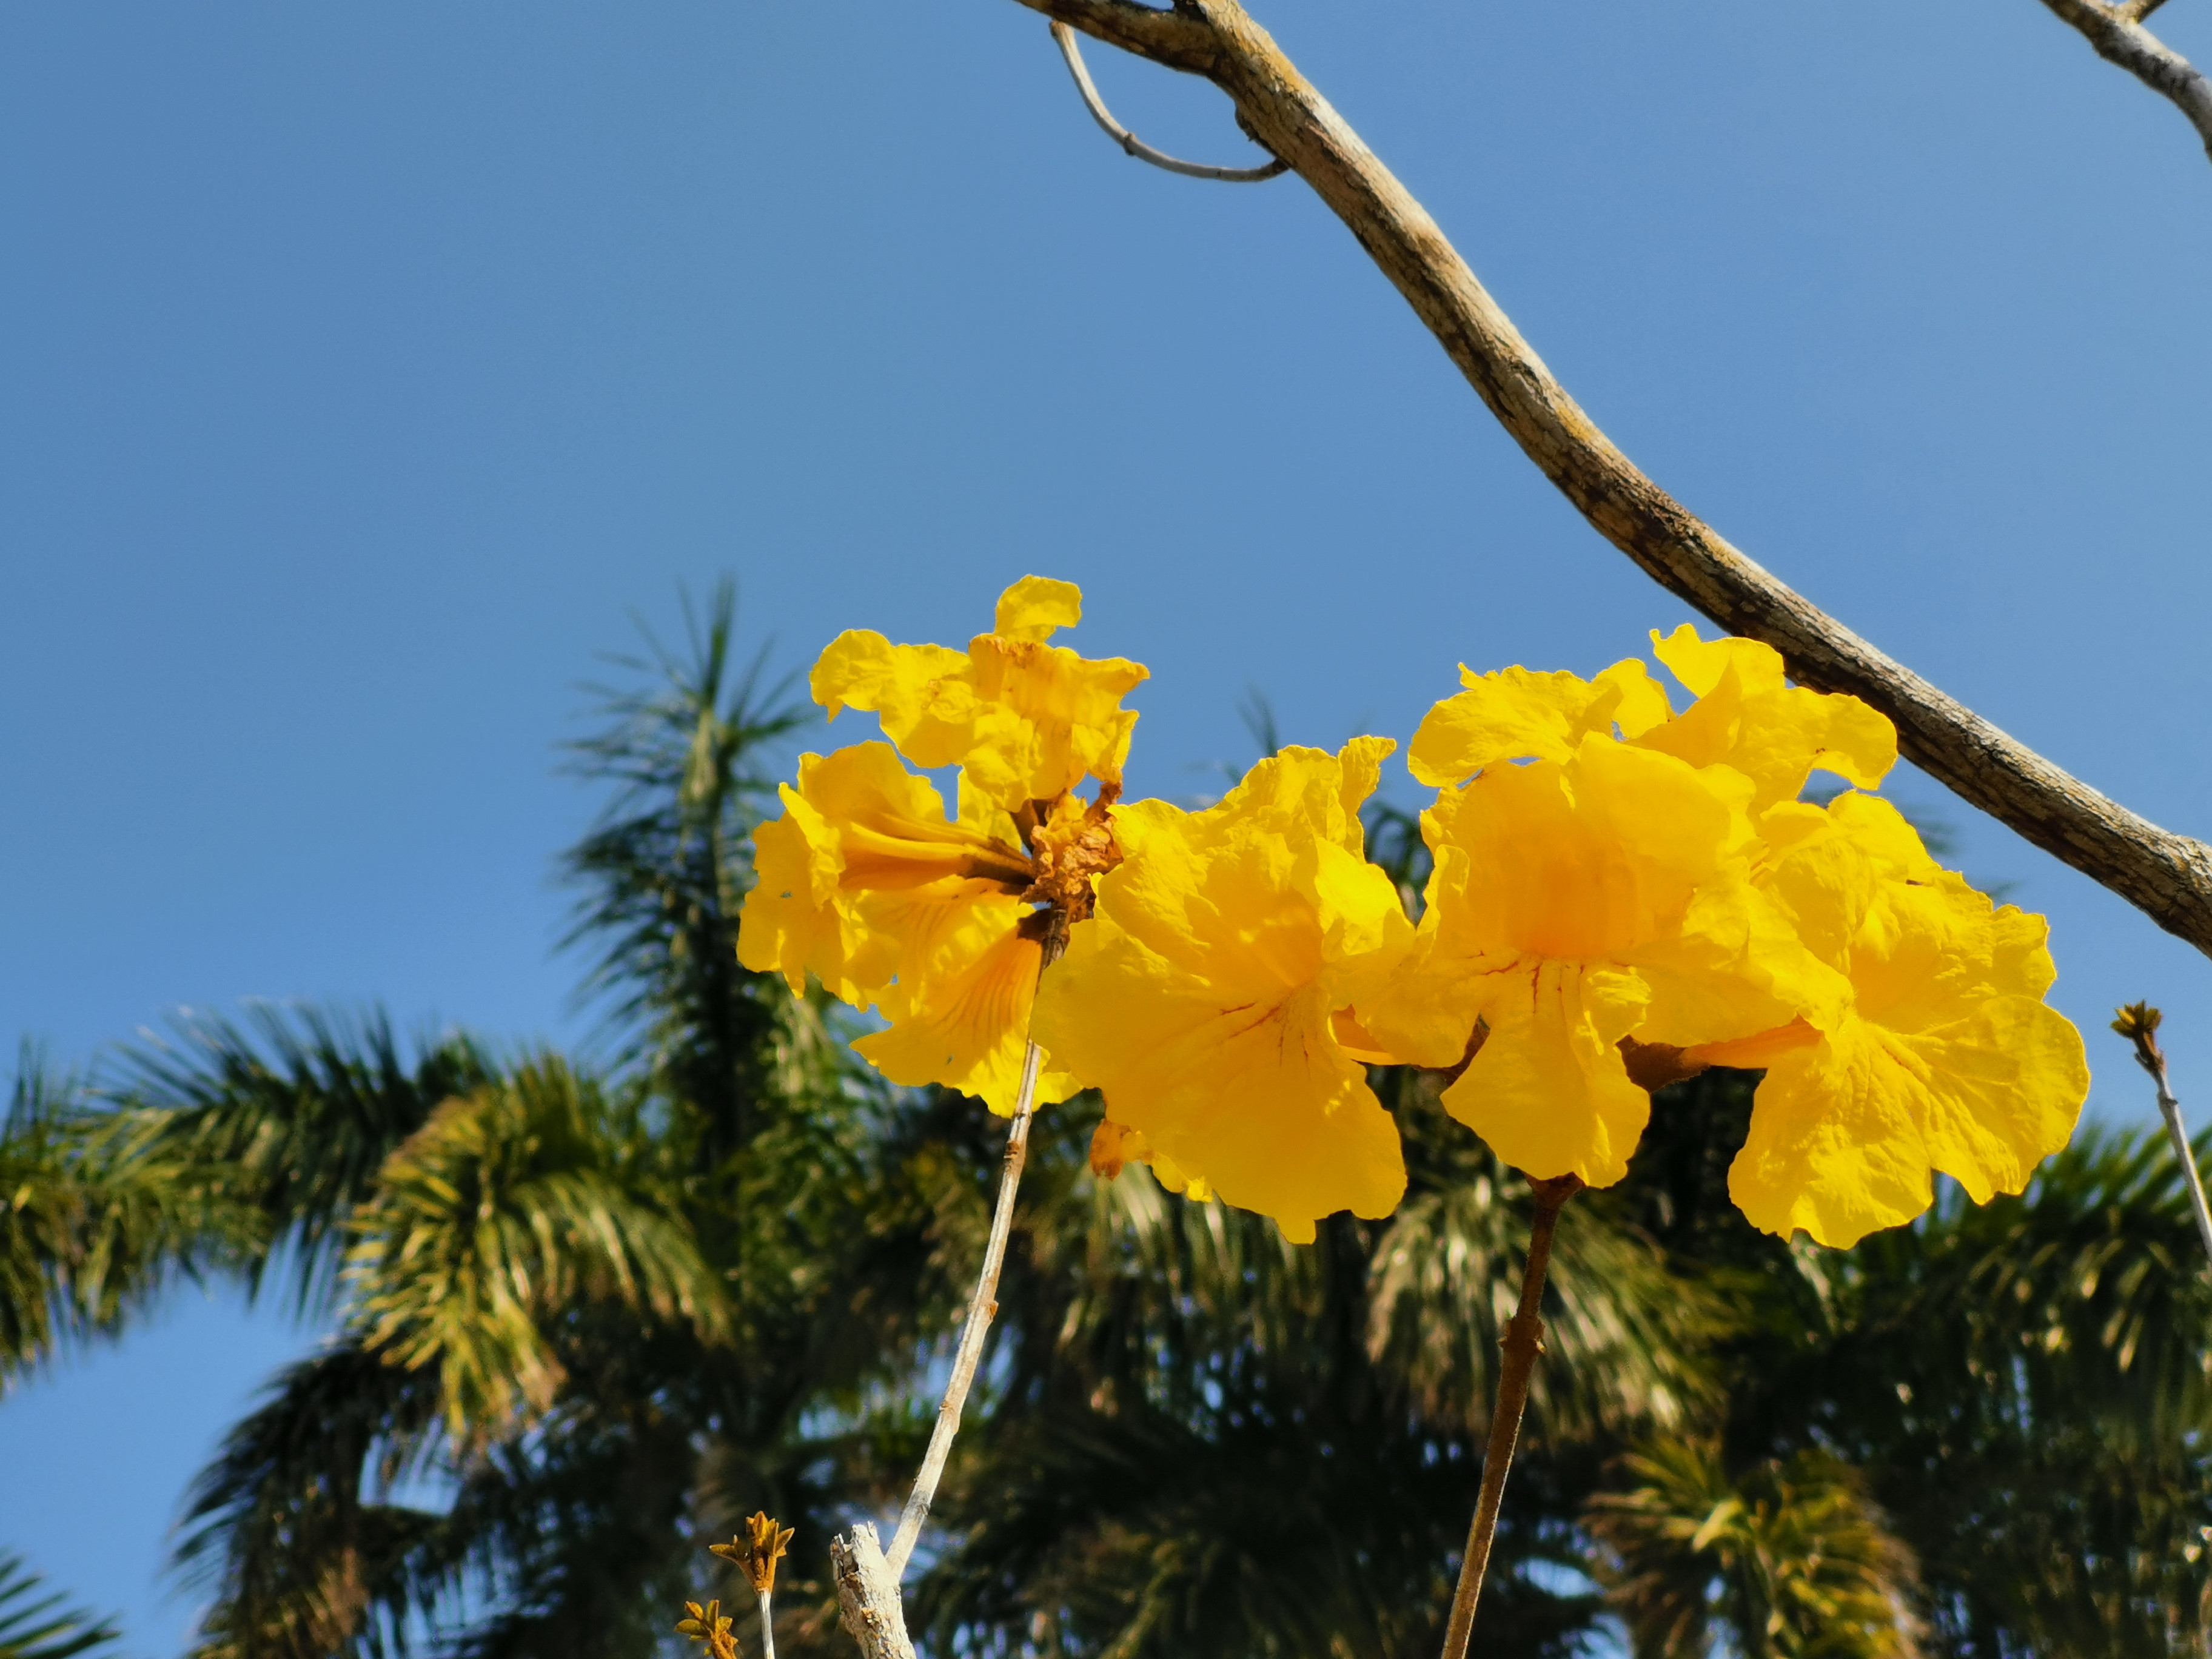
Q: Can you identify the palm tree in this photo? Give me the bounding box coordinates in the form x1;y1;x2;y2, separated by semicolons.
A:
131;588;947;1659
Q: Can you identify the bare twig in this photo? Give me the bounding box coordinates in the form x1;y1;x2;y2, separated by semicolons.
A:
1051;22;1287;181
883;917;1069;1577
2114;1002;2212;1265
2039;0;2212;162
1439;1174;1581;1659
1006;0;2212;959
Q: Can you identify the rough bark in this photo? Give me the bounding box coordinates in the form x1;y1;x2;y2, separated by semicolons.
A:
2039;0;2212;163
1010;0;2212;957
829;1525;916;1659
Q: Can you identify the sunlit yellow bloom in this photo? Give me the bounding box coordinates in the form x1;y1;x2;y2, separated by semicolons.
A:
1362;736;1809;1189
1035;740;1413;1242
1689;793;2087;1247
736;741;1084;1113
809;575;1148;810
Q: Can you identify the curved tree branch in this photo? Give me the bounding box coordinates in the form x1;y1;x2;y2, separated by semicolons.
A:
2039;0;2212;163
1008;0;2212;957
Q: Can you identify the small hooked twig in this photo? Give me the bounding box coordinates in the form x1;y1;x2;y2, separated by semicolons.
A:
1050;21;1289;183
2115;1001;2212;1267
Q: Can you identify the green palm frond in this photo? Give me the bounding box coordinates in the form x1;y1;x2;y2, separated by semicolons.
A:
1587;1443;1923;1659
0;1555;119;1659
344;1053;731;1440
175;1342;449;1659
118;1006;493;1318
4;1047;254;1378
560;579;815;1155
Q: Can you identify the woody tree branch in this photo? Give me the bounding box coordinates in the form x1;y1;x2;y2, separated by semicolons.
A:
2038;0;2212;163
1008;0;2212;959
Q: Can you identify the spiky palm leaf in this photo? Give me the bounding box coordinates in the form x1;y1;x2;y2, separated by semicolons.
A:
560;580;814;1157
121;1007;494;1318
0;1556;118;1659
3;1048;253;1378
1587;1443;1923;1659
344;1053;732;1439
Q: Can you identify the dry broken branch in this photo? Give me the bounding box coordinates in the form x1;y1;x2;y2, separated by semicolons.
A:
1052;22;1287;180
1011;0;2212;959
2039;0;2212;162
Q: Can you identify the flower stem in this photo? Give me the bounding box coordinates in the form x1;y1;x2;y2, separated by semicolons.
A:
756;1590;774;1659
884;916;1068;1578
1438;1173;1581;1659
2151;1065;2212;1267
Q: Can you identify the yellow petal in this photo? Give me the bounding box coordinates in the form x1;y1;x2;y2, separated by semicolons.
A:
993;574;1084;642
1439;957;1654;1187
856;911;1079;1114
1649;623;1787;699
1727;846;2087;1245
738;785;862;1000
1407;660;1671;788
1638;626;1896;809
737;743;1033;1013
806;583;1147;808
1038;923;1403;1242
1033;740;1413;1238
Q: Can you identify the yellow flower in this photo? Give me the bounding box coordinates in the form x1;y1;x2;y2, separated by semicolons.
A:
1034;740;1413;1242
736;741;1088;1113
809;575;1148;811
739;578;1140;1112
1689;793;2087;1247
1361;734;1809;1189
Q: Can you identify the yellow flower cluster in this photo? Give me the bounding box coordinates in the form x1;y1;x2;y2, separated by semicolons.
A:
736;577;1139;1113
738;584;2088;1250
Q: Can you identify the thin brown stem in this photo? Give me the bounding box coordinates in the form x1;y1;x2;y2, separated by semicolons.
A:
1439;1173;1582;1659
884;913;1070;1577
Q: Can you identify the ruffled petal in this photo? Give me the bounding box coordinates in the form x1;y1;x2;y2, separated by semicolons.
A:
1439;958;1654;1187
1407;660;1671;788
1725;803;2087;1245
1034;740;1412;1239
1638;626;1896;809
993;574;1084;642
806;580;1148;808
855;909;1080;1114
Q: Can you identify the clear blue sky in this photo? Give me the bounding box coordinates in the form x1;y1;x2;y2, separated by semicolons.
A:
3;2;2208;1649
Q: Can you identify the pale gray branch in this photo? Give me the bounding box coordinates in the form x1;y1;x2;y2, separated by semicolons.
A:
2040;0;2212;163
1008;0;2212;959
1051;22;1287;181
830;1526;916;1659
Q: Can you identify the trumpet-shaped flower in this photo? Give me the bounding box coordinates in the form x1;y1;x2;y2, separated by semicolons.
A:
736;741;1088;1113
810;575;1148;811
1034;740;1413;1242
1690;793;2088;1247
1362;736;1812;1189
739;578;1139;1112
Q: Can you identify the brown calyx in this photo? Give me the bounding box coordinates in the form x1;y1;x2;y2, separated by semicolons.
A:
1022;781;1123;922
